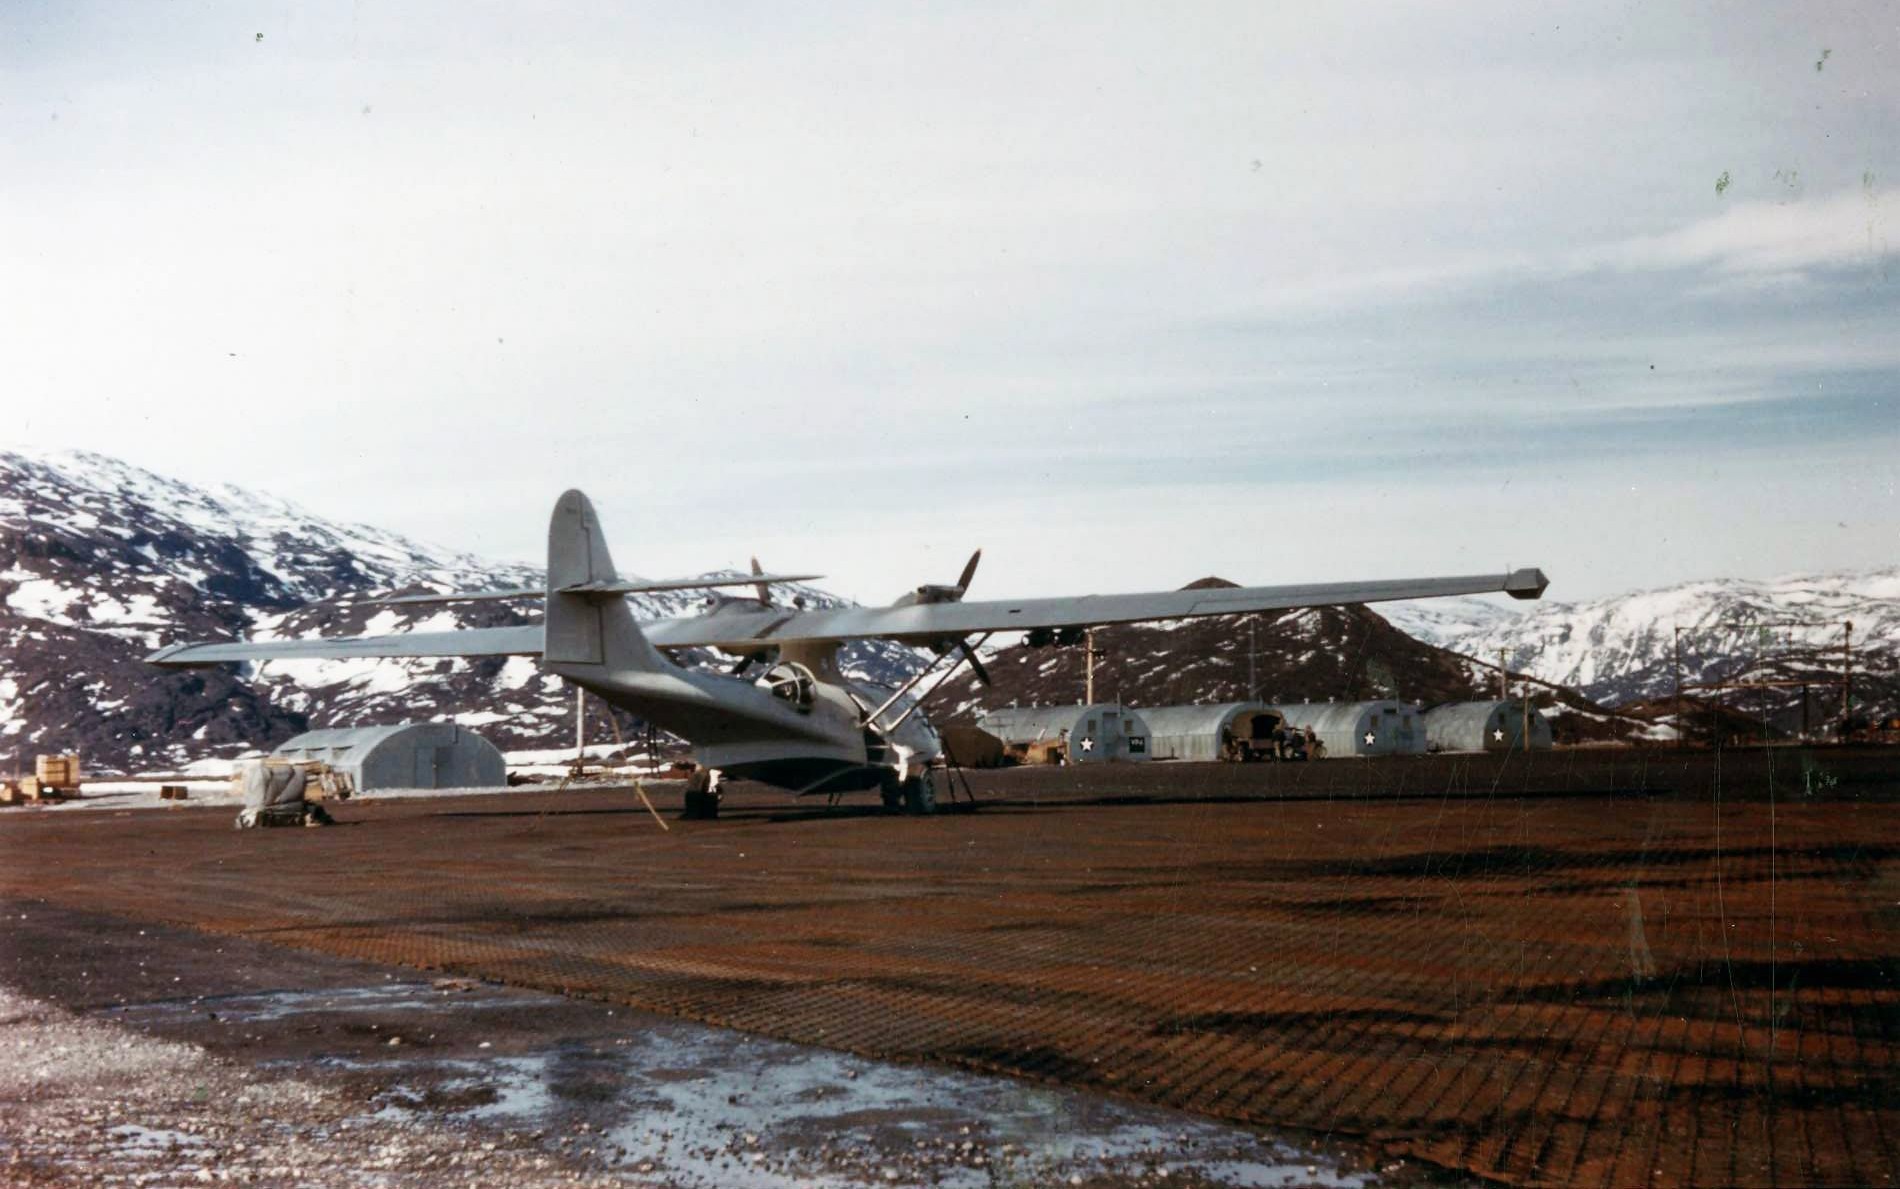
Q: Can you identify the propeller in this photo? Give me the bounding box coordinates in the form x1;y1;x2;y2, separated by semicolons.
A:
958;638;992;686
885;549;992;685
936;551;989;683
897;548;982;606
750;556;771;607
953;547;981;595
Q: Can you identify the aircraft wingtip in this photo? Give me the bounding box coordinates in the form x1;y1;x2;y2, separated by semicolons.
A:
1505;567;1550;600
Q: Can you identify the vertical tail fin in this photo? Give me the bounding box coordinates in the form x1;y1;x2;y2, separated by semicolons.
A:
544;490;670;673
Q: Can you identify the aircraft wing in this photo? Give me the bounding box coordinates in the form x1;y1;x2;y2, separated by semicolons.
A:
642;568;1549;650
148;568;1548;663
146;625;543;668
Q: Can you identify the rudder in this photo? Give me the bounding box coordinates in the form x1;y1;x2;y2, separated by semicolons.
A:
544;490;670;673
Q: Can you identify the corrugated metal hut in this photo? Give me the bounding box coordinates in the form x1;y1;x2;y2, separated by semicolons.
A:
273;722;507;791
1140;702;1287;762
1424;701;1553;753
976;704;1152;764
1273;700;1426;757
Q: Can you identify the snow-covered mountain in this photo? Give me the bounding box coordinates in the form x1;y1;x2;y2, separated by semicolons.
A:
1386;571;1900;730
0;448;920;773
1377;594;1523;644
5;447;1887;770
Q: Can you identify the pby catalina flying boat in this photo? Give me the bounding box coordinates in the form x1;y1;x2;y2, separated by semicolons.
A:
150;490;1549;818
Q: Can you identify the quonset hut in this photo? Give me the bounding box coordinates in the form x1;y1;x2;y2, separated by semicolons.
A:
273;722;507;791
1140;702;1287;762
1424;701;1553;753
1274;700;1426;757
976;704;1151;764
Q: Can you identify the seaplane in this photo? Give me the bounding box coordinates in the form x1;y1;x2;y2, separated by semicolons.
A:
150;491;1548;818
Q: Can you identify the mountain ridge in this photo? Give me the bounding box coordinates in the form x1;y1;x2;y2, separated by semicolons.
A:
0;449;918;772
4;448;1890;770
1383;569;1898;731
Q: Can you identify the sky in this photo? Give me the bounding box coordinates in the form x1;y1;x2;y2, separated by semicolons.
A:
3;2;1896;605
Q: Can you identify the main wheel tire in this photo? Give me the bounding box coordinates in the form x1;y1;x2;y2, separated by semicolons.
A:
877;769;905;812
902;772;937;816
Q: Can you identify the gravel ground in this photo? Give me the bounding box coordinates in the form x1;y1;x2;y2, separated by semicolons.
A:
0;984;624;1188
0;906;1381;1189
8;752;1890;1186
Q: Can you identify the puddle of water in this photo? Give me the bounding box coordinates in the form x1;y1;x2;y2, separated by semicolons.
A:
113;981;525;1023
425;1030;1371;1188
109;983;1374;1189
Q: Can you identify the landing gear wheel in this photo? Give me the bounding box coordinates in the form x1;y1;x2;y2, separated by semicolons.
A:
878;769;905;812
902;771;938;816
681;768;720;820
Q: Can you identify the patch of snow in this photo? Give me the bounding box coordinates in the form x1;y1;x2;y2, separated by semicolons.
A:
6;579;82;624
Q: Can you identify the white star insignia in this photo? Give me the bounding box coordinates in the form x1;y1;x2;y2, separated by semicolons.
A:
1364;731;1376;746
1493;728;1506;742
1079;737;1095;753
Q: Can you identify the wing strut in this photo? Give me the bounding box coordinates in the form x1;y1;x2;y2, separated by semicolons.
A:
866;633;994;734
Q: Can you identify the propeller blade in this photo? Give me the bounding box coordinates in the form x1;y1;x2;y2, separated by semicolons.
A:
728;655;755;677
959;639;992;687
955;548;982;594
750;556;772;607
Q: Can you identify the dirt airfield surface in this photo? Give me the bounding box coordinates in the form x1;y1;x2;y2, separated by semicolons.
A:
3;747;1897;1187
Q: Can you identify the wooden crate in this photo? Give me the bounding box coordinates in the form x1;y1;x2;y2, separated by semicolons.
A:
36;754;81;788
3;777;51;803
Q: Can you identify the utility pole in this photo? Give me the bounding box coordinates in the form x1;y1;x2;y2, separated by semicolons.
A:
1842;620;1853;740
567;685;589;778
1497;649;1508;701
1248;617;1257;702
1673;626;1685;750
1085;627;1096;706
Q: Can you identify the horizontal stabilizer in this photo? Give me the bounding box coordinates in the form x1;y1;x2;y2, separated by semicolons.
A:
370;588;542;606
561;572;824;597
369;573;824;606
146;625;543;668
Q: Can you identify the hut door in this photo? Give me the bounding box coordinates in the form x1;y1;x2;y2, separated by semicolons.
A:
414;750;436;788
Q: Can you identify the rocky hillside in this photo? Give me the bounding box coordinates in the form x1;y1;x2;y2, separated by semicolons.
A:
934;581;1636;744
0;449;919;774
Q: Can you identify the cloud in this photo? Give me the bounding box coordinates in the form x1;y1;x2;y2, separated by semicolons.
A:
1580;189;1895;280
1;1;1895;601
